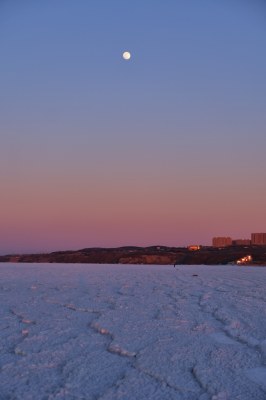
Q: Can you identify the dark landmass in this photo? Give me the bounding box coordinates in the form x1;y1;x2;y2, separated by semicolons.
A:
1;245;266;265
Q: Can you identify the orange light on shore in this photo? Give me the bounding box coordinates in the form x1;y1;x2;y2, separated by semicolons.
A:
236;255;252;265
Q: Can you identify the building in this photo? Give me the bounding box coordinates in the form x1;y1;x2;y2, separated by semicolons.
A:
251;233;266;245
232;239;251;246
187;245;201;251
212;237;232;247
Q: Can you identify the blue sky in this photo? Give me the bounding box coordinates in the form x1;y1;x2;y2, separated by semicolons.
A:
0;0;266;253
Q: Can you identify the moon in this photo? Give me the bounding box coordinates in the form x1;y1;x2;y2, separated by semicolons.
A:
122;51;131;60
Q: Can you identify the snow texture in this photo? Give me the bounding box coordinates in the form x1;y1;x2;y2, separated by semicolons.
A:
0;263;266;400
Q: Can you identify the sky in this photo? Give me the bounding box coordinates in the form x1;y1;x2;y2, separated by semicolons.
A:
0;0;266;254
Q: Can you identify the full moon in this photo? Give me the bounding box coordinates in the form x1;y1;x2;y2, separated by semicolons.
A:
122;51;131;60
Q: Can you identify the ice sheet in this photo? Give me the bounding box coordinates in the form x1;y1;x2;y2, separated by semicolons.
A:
0;264;265;399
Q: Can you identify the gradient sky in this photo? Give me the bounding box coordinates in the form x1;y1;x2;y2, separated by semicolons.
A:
1;0;266;254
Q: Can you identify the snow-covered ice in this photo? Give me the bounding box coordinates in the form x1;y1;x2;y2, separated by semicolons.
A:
0;263;266;400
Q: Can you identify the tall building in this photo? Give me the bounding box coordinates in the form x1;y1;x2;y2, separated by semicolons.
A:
212;237;232;247
251;233;266;245
232;239;251;246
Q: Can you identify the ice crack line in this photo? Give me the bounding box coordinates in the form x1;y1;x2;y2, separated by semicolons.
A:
63;303;101;316
196;292;266;367
191;365;209;396
90;320;200;397
9;308;36;325
135;363;200;396
90;322;137;358
8;309;36;356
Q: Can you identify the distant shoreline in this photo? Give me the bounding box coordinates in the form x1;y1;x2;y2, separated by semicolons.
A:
1;245;266;266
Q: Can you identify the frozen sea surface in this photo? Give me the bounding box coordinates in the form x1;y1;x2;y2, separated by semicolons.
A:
0;264;266;400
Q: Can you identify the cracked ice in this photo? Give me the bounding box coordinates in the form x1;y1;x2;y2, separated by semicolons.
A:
0;263;266;399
